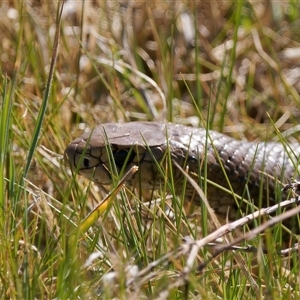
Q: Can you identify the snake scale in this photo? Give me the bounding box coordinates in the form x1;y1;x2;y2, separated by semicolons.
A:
64;122;300;219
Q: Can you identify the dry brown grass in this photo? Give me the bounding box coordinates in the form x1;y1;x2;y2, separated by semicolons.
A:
1;0;300;299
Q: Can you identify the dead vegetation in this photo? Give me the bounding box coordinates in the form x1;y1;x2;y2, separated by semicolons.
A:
1;0;300;298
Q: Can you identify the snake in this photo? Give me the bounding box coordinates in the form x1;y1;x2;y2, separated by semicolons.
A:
64;122;300;219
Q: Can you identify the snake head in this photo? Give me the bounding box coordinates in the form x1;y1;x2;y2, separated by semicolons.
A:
64;122;171;186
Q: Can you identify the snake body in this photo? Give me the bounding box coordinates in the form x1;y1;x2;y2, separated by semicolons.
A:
64;122;300;218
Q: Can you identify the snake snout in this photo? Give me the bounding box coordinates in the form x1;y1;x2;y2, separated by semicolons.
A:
64;143;78;171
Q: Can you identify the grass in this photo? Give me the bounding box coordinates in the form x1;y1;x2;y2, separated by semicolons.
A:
1;0;300;299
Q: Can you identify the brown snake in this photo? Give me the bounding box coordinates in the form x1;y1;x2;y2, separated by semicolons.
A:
64;122;300;219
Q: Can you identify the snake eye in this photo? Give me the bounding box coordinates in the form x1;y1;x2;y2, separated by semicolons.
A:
113;149;135;168
83;157;90;168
